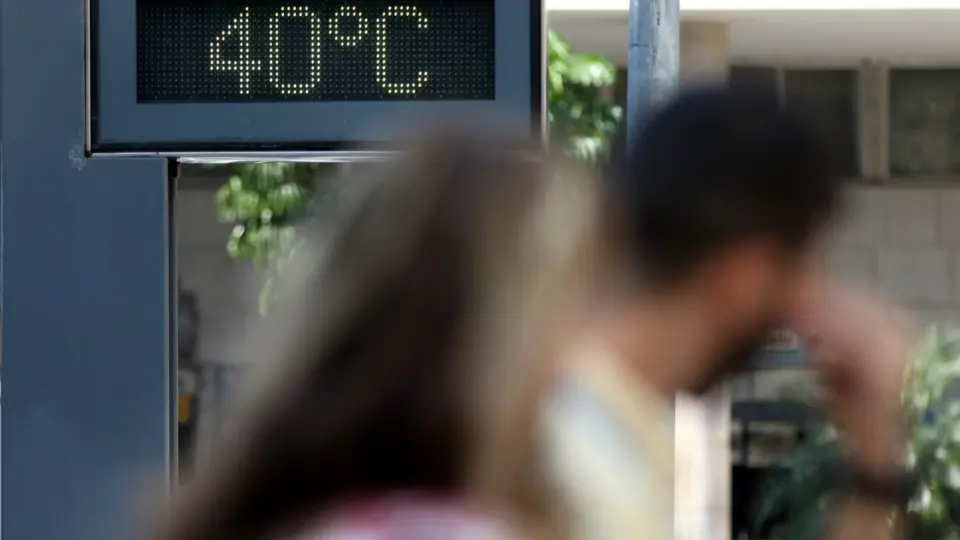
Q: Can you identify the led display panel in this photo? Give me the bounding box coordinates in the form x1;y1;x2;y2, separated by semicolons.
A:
89;0;542;153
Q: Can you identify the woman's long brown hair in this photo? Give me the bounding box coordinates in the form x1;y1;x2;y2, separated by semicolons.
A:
153;132;601;540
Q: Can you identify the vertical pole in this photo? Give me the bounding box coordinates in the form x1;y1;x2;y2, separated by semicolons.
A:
1;1;172;539
626;0;681;536
626;0;680;148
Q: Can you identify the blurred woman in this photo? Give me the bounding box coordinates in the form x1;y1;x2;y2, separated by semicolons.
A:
152;132;601;540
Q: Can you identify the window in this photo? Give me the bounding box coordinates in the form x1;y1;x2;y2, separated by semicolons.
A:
889;69;960;177
783;70;859;178
730;66;860;178
614;65;860;177
729;66;777;93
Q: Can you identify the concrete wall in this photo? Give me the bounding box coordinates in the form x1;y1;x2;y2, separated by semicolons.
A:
177;168;259;368
831;186;960;326
176;167;261;467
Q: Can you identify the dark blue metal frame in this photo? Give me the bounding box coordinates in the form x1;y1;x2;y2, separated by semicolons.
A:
2;1;174;539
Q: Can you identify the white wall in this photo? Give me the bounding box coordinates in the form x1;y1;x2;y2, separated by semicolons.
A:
177;174;260;368
176;171;263;466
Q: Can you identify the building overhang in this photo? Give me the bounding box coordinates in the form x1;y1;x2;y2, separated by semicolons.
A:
549;0;960;11
548;2;960;66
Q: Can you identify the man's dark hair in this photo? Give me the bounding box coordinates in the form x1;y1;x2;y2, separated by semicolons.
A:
606;85;843;285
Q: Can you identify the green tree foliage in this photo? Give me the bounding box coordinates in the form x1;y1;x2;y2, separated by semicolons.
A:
548;30;622;162
214;162;337;312
755;327;960;540
216;163;313;269
216;32;621;311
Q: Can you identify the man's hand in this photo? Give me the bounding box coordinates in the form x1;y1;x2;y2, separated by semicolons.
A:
794;286;914;476
792;286;914;540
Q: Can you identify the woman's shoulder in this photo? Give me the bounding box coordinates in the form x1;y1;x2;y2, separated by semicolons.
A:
306;494;520;540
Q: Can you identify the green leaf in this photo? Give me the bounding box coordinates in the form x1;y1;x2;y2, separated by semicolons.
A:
548;31;622;163
214;163;337;310
564;55;617;87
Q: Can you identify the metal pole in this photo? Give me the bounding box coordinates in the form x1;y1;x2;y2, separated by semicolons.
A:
626;0;681;534
626;0;680;149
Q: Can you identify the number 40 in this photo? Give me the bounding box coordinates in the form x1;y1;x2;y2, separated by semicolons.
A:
209;4;430;96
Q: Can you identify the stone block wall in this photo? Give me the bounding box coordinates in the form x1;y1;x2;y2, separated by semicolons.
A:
831;186;960;326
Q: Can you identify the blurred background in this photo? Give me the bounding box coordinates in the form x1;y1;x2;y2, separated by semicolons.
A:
175;9;960;539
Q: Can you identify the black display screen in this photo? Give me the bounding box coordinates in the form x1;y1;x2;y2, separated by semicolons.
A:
137;0;495;102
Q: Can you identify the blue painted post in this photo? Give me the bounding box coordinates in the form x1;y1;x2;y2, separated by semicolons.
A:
1;2;173;540
626;0;680;149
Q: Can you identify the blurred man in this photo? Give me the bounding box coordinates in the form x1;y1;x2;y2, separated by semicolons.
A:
546;87;913;540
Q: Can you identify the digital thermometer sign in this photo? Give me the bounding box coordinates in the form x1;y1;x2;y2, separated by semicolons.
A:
137;0;495;102
88;0;542;153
